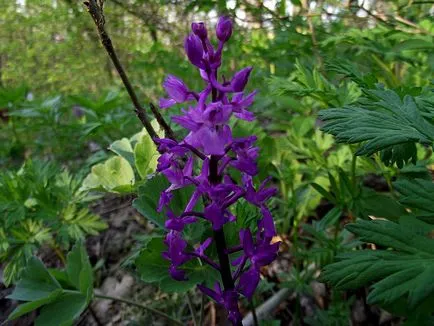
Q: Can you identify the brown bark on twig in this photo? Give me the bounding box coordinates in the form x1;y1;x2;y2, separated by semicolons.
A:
149;102;176;140
83;0;175;143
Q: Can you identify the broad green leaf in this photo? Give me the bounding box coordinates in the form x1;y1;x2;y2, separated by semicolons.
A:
133;175;169;229
135;237;170;283
66;242;93;302
81;156;135;193
135;237;218;293
8;289;63;320
134;134;159;179
108;138;135;168
133;176;199;229
35;292;87;326
7;257;61;301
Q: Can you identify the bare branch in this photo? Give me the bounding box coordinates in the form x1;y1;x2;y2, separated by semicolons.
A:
83;0;176;143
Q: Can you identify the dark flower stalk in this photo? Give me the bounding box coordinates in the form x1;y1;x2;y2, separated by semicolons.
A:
157;16;279;325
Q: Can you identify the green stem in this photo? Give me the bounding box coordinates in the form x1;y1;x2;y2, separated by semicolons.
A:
351;154;357;190
250;300;259;326
186;291;198;326
94;293;183;326
199;293;205;326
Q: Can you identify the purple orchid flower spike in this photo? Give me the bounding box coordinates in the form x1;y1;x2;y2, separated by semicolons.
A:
157;17;279;325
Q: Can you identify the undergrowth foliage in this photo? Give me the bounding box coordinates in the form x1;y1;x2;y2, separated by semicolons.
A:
318;71;434;323
2;1;434;325
0;160;106;286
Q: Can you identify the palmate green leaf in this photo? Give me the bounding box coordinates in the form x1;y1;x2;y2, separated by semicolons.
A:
322;219;434;310
58;204;107;243
394;178;434;216
319;89;434;166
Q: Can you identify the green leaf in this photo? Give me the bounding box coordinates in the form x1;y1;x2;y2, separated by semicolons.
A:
58;205;107;244
66;242;93;302
133;175;199;228
393;39;434;52
315;207;342;230
133;175;169;228
81;156;135;193
35;292;88;326
134;237;218;293
380;142;417;168
322;220;434;311
394;178;434;215
7;257;61;301
310;182;336;204
8;289;63;320
108;138;135;168
319;89;434;163
352;187;408;221
134;134;159;179
135;237;171;283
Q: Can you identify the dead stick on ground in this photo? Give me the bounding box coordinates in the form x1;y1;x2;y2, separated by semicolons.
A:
242;288;292;326
83;0;175;142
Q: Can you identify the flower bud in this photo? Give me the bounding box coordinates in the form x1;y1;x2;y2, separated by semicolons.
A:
192;22;207;40
184;34;204;68
230;67;253;92
216;16;232;42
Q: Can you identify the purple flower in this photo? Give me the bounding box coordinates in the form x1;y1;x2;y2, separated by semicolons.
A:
231;91;257;121
236;228;280;269
159;75;194;109
216;16;233;42
259;206;277;240
192;22;207;40
161;156;194;190
162;231;191;280
198;283;242;325
231;67;253;92
230;136;259;175
244;175;277;207
165;210;197;231
204;203;234;230
195;237;213;256
237;266;260;299
158;191;173;212
184;34;204;68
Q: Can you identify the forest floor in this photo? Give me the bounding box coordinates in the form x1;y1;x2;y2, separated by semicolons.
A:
1;188;403;326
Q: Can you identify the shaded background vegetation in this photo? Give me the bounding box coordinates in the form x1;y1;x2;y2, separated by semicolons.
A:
1;0;433;325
